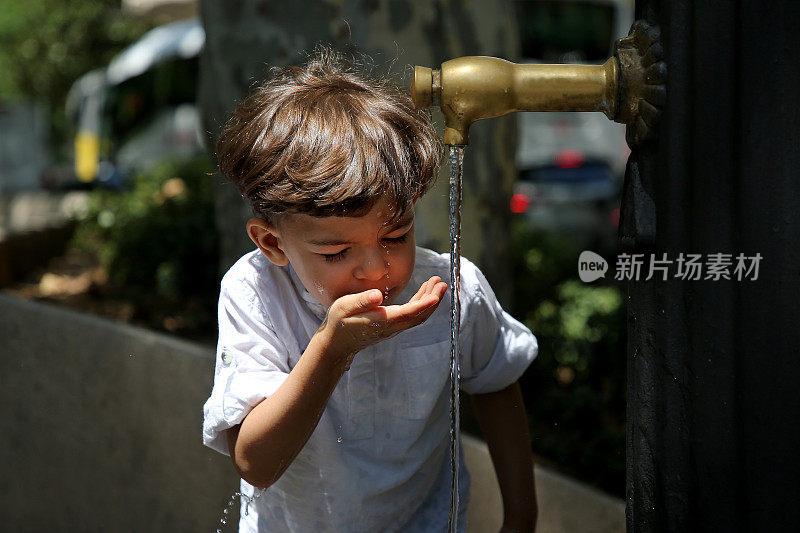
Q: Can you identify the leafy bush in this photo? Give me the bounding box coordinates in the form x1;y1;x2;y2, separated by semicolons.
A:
70;155;219;337
511;219;627;496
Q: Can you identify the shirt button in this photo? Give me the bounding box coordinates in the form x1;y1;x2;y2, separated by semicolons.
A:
221;350;233;365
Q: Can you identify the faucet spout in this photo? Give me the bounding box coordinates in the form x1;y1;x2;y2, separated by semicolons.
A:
411;20;666;147
412;56;617;145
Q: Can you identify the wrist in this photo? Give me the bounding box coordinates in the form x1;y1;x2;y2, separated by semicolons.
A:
308;323;356;373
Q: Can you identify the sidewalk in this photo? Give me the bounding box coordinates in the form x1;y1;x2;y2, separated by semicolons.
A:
463;434;625;532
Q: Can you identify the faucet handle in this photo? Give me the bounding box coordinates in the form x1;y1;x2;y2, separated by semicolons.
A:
614;20;667;148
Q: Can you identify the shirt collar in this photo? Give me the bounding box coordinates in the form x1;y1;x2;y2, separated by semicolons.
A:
286;264;328;321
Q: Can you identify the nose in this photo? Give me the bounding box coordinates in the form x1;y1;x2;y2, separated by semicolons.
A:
353;247;389;281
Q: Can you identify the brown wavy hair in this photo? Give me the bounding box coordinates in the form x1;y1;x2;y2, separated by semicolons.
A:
215;48;442;225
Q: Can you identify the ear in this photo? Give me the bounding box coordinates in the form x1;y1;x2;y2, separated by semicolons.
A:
247;218;289;266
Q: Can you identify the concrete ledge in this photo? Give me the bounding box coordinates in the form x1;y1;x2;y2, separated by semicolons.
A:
463;434;624;532
0;294;624;532
0;293;237;532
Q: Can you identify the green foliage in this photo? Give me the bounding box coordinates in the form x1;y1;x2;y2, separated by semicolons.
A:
0;0;151;152
511;218;627;496
71;155;219;336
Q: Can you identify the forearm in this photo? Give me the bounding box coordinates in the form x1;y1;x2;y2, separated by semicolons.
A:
227;329;348;489
226;280;446;489
470;382;537;532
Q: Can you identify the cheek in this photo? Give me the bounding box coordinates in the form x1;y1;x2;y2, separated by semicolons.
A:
391;243;416;282
318;263;360;304
290;257;340;303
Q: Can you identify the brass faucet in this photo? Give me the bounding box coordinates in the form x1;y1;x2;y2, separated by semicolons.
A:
411;20;665;148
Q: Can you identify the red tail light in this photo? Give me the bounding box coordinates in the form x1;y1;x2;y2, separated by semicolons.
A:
554;149;585;168
610;207;620;227
510;193;532;213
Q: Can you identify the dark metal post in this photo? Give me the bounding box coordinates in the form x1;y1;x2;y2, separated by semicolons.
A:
623;1;800;531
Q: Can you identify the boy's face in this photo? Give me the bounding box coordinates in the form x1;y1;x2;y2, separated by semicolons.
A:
249;196;416;308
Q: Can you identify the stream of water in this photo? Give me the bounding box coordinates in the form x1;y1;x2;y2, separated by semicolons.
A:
447;145;465;533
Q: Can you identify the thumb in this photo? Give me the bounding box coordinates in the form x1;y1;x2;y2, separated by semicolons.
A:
333;289;384;317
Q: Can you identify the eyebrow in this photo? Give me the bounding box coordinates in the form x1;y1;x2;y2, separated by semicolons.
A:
306;216;414;247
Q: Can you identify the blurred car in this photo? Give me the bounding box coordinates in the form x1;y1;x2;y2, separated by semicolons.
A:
511;150;621;251
511;0;633;250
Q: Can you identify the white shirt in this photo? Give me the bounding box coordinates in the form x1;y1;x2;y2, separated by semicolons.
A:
203;247;538;532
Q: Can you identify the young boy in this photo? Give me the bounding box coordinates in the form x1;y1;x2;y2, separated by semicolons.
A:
203;50;539;532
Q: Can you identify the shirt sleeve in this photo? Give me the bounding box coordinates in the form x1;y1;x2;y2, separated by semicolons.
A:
458;259;538;395
202;281;291;456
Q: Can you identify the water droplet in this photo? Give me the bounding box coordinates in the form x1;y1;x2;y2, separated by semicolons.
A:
337;436;343;443
220;517;227;524
223;508;229;515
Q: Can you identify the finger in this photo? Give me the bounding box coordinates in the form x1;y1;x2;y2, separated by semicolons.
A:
410;276;441;303
364;292;445;338
394;296;443;329
383;292;442;322
409;279;429;303
434;281;447;298
333;289;383;317
424;276;441;295
413;294;443;319
417;276;441;299
409;276;447;310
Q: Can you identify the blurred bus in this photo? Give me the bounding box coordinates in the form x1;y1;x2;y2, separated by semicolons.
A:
65;18;205;188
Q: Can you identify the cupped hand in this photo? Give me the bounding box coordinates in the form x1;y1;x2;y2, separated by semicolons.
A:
320;276;447;368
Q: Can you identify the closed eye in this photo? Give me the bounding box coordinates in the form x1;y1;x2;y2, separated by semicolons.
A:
321;249;348;262
382;233;408;245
